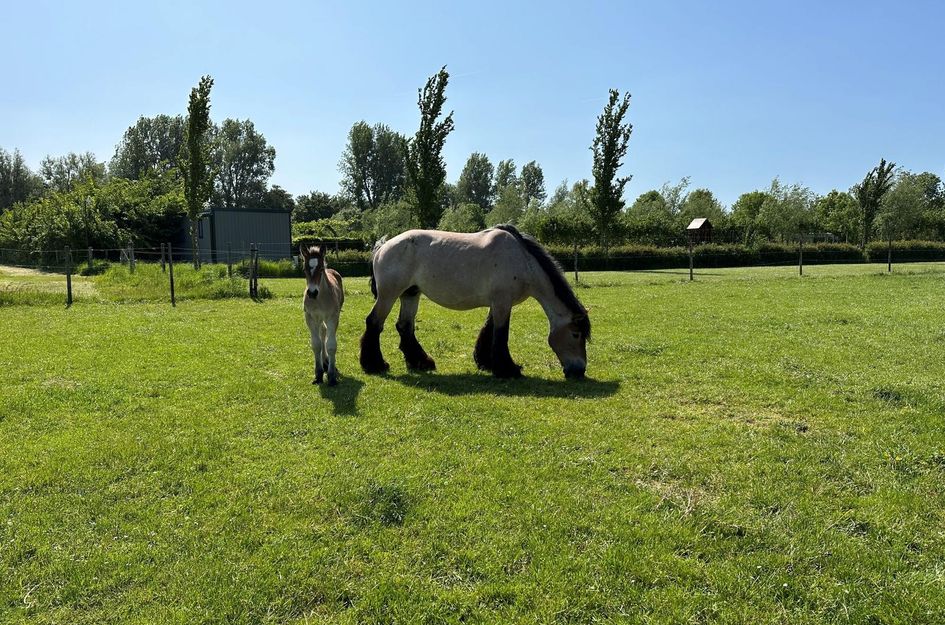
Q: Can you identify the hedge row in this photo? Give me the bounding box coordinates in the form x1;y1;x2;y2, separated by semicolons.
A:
292;235;365;252
250;241;945;278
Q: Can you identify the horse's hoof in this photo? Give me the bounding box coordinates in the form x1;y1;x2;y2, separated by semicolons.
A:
328;376;338;386
493;363;523;379
409;357;436;371
362;361;390;375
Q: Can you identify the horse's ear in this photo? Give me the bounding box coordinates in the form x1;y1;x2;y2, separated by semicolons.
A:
299;244;309;258
318;244;327;257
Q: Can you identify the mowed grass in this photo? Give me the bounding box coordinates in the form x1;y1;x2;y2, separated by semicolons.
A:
1;264;945;624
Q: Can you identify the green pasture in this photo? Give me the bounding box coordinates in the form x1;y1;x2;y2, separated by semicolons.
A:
1;263;944;623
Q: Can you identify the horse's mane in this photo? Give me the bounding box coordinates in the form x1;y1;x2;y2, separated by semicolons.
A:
493;224;591;339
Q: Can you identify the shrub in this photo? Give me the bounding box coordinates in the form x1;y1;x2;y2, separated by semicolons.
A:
866;240;945;262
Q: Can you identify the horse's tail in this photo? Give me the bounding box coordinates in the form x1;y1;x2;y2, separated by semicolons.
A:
369;236;387;300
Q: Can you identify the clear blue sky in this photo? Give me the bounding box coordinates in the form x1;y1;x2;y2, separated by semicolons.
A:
3;0;943;206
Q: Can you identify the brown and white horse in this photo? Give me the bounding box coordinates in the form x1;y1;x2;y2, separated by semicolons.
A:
360;224;590;379
301;245;345;385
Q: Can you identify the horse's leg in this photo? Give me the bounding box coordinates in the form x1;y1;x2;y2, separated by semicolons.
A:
326;315;340;386
473;312;495;371
360;294;395;374
306;315;325;384
319;322;329;372
490;303;522;378
396;289;436;371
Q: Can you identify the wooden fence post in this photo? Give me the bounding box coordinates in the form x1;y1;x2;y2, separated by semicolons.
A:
688;240;694;281
65;246;73;307
167;243;176;307
249;244;256;298
227;242;232;278
253;244;260;297
87;246;93;273
799;236;804;276
887;238;892;273
160;243;166;272
573;243;579;284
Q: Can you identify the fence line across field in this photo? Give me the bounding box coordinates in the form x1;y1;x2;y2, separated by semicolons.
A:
4;241;945;308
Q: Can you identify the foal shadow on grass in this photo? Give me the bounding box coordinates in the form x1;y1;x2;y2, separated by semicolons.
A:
318;376;364;416
389;371;619;399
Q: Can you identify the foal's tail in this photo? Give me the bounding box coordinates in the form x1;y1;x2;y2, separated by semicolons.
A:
369;236;387;300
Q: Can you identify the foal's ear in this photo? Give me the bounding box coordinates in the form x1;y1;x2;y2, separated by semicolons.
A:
299;244;309;258
318;244;327;257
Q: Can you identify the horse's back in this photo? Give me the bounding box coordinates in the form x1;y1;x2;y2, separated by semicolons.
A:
374;228;528;309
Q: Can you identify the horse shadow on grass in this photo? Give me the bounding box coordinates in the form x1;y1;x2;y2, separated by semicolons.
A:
318;376;364;416
387;371;620;399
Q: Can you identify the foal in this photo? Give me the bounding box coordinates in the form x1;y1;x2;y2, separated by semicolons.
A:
301;245;344;385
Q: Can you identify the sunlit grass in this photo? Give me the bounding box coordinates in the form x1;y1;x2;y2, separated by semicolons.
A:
1;265;944;623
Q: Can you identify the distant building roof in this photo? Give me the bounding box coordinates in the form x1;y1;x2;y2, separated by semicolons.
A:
687;218;713;230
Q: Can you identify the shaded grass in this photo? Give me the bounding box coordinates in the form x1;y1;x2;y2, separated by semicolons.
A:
1;266;945;623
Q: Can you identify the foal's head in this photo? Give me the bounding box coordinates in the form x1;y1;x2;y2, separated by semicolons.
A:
300;244;326;298
548;312;591;379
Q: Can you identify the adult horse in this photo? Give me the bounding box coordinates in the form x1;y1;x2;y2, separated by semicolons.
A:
360;224;590;379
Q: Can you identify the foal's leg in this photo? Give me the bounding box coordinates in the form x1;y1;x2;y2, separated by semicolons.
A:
326;315;340;386
396;290;435;371
360;294;396;374
489;303;522;378
473;312;495;371
319;322;329;372
306;315;325;384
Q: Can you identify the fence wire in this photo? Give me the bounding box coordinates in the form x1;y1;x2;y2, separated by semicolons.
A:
3;242;945;307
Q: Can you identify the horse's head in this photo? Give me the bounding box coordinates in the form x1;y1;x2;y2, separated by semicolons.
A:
300;244;326;298
548;312;590;379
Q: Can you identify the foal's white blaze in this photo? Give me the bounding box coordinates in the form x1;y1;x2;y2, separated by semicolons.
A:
309;258;319;269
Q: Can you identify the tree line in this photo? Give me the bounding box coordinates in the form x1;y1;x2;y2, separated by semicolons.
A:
3;67;943;263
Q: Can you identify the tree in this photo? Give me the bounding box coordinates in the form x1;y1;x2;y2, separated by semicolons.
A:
40;152;107;193
212;118;276;209
0;147;42;210
339;122;408;211
589;89;633;249
495;159;517;192
294;191;349;222
520;161;546;207
912;172;945;239
485;183;526;226
456;152;495;211
730;190;770;243
180;75;215;268
756;178;816;242
679;188;726;227
877;172;927;242
363;197;418;240
264;185;295;213
814;190;860;243
110;114;186;180
854;158;896;249
625;189;677;245
660;177;691;216
405;67;454;228
437;202;485;232
541;180;595;281
0;170;184;254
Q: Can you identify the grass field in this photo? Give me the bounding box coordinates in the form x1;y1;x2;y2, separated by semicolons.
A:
2;263;945;623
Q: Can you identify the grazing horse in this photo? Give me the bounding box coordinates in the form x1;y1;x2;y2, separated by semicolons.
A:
301;245;345;385
360;224;590;379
